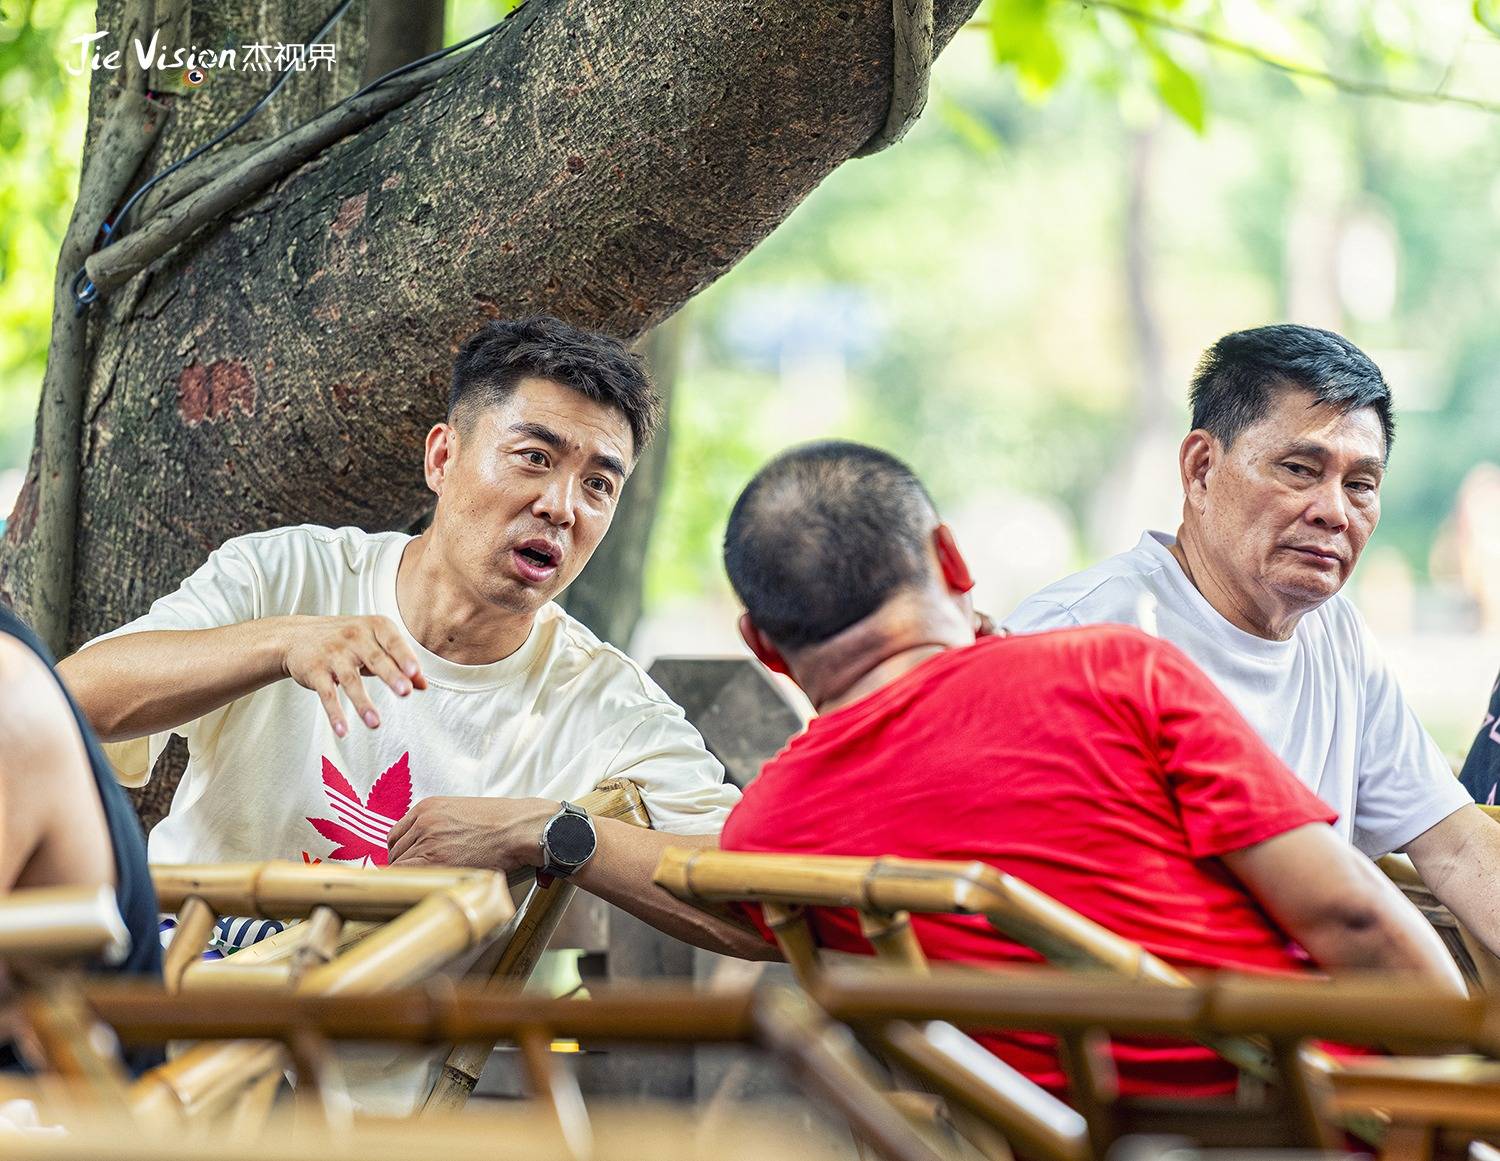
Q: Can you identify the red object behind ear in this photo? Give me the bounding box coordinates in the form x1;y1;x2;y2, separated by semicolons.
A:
934;525;974;594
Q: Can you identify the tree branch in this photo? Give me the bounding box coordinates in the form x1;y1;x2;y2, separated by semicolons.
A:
1068;0;1500;116
30;90;165;652
84;53;461;295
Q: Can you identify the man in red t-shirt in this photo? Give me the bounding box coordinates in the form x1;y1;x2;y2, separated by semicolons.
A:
719;440;1463;1098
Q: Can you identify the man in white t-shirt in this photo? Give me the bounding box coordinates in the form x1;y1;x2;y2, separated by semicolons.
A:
59;316;760;961
1005;323;1500;960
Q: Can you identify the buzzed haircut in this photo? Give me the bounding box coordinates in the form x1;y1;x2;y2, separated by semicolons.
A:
1190;324;1395;459
723;441;937;650
449;316;662;454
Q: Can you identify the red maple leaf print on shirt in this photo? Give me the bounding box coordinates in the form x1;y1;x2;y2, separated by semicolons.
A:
306;753;413;866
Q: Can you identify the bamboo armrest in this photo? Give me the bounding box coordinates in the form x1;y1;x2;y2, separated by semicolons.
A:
0;885;130;965
1326;1055;1500;1129
151;862;494;920
654;848;1186;984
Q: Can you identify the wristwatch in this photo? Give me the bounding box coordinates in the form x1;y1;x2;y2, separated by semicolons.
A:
539;800;597;879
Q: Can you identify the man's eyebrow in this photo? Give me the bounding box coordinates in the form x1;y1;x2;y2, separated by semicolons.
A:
1281;441;1385;474
509;421;568;450
510;421;628;478
591;452;628;479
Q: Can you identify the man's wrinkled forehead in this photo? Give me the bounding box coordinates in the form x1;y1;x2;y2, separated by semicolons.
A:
1236;387;1390;464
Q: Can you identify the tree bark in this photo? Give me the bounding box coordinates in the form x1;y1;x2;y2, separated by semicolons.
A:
1;0;978;652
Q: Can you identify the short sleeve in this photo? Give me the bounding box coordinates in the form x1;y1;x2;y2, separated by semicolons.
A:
1001;597;1083;636
1352;624;1470;857
1144;639;1338;859
602;709;740;835
1458;671;1500;806
85;536;269;786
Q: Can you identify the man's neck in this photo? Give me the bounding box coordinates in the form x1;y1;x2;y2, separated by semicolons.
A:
395;533;535;664
791;591;976;714
1168;524;1302;642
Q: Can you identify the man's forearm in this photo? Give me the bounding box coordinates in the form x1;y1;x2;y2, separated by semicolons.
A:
571;820;781;962
58;620;293;742
1408;804;1500;964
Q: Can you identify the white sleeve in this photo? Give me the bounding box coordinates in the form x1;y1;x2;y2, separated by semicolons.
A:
1351;624;1470;858
84;536;270;787
600;708;740;835
1001;596;1084;635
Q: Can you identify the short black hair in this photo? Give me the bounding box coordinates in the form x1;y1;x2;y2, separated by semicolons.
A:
449;316;661;455
723;441;937;650
1189;324;1395;458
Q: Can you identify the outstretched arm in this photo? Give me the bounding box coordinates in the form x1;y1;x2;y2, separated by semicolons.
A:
58;614;425;743
1404;804;1500;963
386;796;779;961
1222;822;1465;993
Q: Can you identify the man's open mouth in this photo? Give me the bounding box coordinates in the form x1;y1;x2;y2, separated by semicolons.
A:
512;539;562;583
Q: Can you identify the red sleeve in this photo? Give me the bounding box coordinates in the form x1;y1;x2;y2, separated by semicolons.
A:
1141;638;1337;858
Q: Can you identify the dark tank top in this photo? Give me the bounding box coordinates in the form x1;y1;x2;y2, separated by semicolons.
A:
0;604;161;980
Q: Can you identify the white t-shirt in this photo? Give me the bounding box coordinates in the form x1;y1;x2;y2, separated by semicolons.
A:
96;524;739;866
1003;531;1467;859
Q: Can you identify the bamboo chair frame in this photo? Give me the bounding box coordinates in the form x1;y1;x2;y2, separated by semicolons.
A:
816;967;1500;1161
653;849;1296;1160
14;981;954;1161
130;778;650;1124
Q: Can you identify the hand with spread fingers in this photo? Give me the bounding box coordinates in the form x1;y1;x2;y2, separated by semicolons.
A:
387;795;552;870
282;615;428;737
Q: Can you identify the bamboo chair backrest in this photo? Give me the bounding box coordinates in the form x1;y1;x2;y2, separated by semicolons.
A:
654;849;1188;985
0;885;130;966
32;981;950;1161
134;862;515;1125
654;850;1290;1161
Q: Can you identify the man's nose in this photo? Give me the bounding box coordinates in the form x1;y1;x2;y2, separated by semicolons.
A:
1306;479;1349;532
531;473;577;528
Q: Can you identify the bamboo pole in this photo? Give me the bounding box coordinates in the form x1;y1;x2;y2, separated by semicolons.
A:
163;896;215;991
0;885;130;964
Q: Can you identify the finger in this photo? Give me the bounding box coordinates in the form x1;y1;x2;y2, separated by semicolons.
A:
310;675;349;738
975;610;997;638
359;643;414;699
386;806;416;849
371;619;427;689
333;661;380;730
388;819;422;863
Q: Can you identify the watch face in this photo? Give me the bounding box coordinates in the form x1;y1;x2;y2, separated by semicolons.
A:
547;812;595;865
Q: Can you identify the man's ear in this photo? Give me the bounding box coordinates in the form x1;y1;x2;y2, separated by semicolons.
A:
933;524;975;595
1179;430;1219;514
738;613;791;677
425;423;457;495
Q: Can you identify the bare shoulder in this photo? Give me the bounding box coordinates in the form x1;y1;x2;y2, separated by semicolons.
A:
0;636;87;774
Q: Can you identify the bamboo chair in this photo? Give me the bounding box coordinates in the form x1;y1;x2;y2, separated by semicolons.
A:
141;778;651;1122
653;850;1293;1159
12;981;956;1161
817;968;1500;1161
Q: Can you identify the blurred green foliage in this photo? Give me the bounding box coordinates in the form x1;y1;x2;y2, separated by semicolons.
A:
0;0;90;466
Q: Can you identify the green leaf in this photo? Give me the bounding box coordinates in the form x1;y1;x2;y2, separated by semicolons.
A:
1476;0;1500;35
1149;44;1206;132
987;0;1067;97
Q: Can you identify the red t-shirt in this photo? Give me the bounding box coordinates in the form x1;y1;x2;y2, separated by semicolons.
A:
720;626;1337;1097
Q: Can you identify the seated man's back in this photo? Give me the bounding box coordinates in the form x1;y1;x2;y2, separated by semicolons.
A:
718;440;1462;1100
